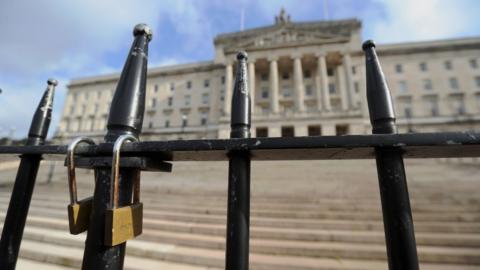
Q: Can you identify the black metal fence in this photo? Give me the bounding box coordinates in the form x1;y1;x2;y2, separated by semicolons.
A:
0;24;479;270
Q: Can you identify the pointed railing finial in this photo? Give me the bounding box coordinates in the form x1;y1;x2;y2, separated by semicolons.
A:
230;51;251;139
27;78;57;143
363;40;397;134
106;23;152;141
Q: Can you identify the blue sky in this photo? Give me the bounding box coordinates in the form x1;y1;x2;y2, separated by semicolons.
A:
0;0;479;138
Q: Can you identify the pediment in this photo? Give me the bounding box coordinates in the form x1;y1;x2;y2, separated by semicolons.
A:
223;26;351;52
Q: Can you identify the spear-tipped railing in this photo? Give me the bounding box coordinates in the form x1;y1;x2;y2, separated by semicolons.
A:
0;79;57;270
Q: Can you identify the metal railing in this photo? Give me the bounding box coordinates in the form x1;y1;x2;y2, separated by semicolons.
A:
0;24;479;270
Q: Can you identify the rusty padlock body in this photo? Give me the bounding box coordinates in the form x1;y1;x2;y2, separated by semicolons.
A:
104;134;143;246
67;137;95;235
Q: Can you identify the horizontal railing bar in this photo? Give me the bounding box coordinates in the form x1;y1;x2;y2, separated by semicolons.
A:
0;132;479;161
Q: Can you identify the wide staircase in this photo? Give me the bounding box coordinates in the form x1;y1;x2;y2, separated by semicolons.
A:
0;159;479;270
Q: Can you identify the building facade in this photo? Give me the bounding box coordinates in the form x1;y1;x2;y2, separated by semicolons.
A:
56;11;480;141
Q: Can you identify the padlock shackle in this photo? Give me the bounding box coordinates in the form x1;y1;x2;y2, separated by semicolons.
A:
110;134;138;209
67;137;96;204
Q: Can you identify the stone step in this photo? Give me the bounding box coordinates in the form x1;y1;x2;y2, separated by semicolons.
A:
16;226;480;270
16;259;75;270
10;190;480;213
12;219;480;265
5;211;479;248
3;202;480;234
19;239;212;270
3;195;480;223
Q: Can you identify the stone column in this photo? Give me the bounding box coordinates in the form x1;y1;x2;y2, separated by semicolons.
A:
224;62;233;115
316;54;330;111
269;58;280;113
337;64;348;111
293;56;305;112
248;60;256;114
343;53;355;109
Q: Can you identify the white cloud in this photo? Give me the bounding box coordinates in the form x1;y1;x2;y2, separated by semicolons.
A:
371;0;479;43
0;0;210;138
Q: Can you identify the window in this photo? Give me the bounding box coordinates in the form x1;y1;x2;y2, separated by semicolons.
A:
398;81;408;93
335;124;349;135
165;120;170;128
97;91;102;98
452;96;466;115
305;84;313;96
308;125;321;136
449;77;459;90
351;66;356;75
444;60;452;70
151;98;157;108
168;97;173;106
470;59;478;69
154;84;159;93
328;83;336;94
186;81;192;89
85;92;89;100
306;103;316;112
201;112;208;126
70;106;75;114
422;79;433;90
476;94;480;111
282;72;290;80
395;64;403;73
202;93;209;105
81;105;86;114
399;98;413;118
261;87;269;98
304;70;311;79
261;106;269;114
204;79;210;88
184;95;191;106
327;68;334;77
475;76;480;88
221;76;225;84
73;93;78;101
181;115;188;127
256;127;268;137
404;107;412;118
419;62;428;72
148;122;153;128
281;126;295;137
424;97;439;116
94;104;99;113
261;73;268;81
354;82;360;93
282;86;292;97
170;83;175;91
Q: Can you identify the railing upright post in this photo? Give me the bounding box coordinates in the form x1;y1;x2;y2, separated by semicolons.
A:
0;79;57;270
81;24;151;270
363;40;419;270
225;51;251;270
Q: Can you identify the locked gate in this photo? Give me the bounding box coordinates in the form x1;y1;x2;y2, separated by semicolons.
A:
0;23;479;270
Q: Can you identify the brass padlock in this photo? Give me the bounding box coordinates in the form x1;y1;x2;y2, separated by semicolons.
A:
67;137;96;235
104;134;143;246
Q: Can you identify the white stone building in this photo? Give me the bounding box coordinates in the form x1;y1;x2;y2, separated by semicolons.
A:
56;11;480;141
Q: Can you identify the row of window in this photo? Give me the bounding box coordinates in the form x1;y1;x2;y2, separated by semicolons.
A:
398;94;480;118
397;76;480;93
152;77;226;94
394;58;478;73
71;89;112;102
149;93;210;108
255;124;349;138
259;69;337;82
147;112;209;129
